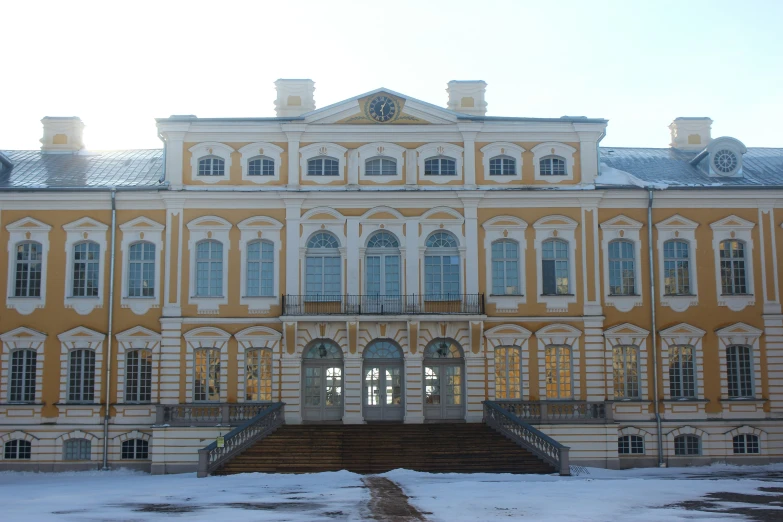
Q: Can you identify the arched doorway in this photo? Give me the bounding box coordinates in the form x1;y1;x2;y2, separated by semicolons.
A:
423;338;465;421
362;340;404;422
302;340;344;422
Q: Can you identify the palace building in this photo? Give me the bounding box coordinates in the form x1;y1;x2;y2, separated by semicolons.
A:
1;80;783;474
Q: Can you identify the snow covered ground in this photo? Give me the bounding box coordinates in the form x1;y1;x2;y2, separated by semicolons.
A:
1;464;782;521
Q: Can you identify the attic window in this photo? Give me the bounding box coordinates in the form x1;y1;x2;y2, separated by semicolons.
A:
713;150;738;174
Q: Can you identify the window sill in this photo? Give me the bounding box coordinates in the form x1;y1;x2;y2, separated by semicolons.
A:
195;175;229;184
664;398;708;403
189;295;227;315
719;397;766;403
537;293;576;313
487;294;526;313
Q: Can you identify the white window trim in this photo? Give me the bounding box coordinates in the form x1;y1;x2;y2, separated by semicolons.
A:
0;431;38;460
235;326;282;403
189;142;235;184
187;216;232;314
604;323;649;402
56;430;100;462
238;142;283;184
659;323;706;402
416;143;464;184
58;326;105;405
237;216;283;314
300;143;348;184
119;217;164;316
715;323;763;402
533;215;578;312
482;216;527;312
531;142;576;183
358;207;407;295
5;217;51;315
351;142;405;184
63;217;108;315
600;215;643;312
418;207;466;295
655;214;699;312
710;215;755;312
1;327;46;405
115;326;161;405
113;430;152;461
726;425;766;455
485;324;532;400
480;142;525;183
184;327;230;403
536;324;581;400
618;427;653;456
666;426;708;457
300;207;347;296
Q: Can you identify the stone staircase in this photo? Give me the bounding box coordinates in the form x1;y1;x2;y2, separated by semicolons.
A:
213;423;555;475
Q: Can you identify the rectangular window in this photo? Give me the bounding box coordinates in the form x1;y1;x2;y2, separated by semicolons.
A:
495;346;521;399
542;240;569;295
669;345;695;399
125;349;152;403
545;345;572;399
492;241;519;295
196;241;223;297
726;345;753;398
63;439;91;461
424;255;460;299
68;349;96;403
10;350;36;403
14;242;42;297
128;242;155;297
664;240;691;295
720;240;747;295
246;349;272;402
246;241;274;297
608;240;636;295
72;242;100;297
618;435;644;455
613;345;639;399
194;349;220;402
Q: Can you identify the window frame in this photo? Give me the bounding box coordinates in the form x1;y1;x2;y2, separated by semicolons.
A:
483;216;527;312
57;327;105;407
235;326;282;404
531;142;576;183
673;434;701;456
494;346;522;400
1;327;46;406
618;435;645;455
245;348;274;402
237;216;283;314
600;215;643;312
663;239;692;296
353;143;406;184
533;216;578;312
732;434;760;455
67;348;97;404
3;439;31;460
193;347;222;403
187;216;232;313
119;217;164;316
239;142;284;184
121;438;150;460
5;218;51;315
715;323;763;407
189;142;234;184
9;348;37;404
612;344;641;400
415;143;464;184
184;327;229;403
424;231;461;300
655;214;699;312
604;323;649;404
668;344;697;400
541;238;571;297
485;324;532;401
364;231;402;297
480;143;525;184
544;344;573;400
299;143;347;185
124;348;153;403
490;239;522;297
710;215;755;312
536;324;582;403
305;231;343;300
63;218;108;315
115;326;161;406
63;438;92;461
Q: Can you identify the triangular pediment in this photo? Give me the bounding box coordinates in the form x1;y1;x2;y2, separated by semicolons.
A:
655;214;699;230
710;215;755;231
0;326;47;342
63;217;108;232
120;216;164;232
659;323;706;338
303;88;459;125
604;323;650;338
115;326;161;341
715;322;763;337
58;326;105;342
6;217;52;232
600;215;643;230
485;324;532;340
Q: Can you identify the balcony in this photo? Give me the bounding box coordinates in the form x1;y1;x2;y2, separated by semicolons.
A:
493;400;612;424
282;294;485;316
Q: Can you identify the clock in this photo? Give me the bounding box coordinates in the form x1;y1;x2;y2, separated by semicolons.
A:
368;95;397;123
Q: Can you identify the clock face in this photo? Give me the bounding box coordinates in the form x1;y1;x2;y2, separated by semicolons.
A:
368;95;397;123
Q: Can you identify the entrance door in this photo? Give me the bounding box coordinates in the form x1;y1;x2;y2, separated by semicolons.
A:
302;341;344;422
362;340;404;422
423;338;465;421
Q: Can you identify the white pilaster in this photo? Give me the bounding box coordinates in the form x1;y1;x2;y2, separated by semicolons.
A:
583;316;606;402
764;314;783;414
459;194;483;295
282;124;306;189
158;318;183;405
459;124;482;187
280;354;302;424
465;351;485;422
346;218;360;295
405;217;419;295
343;352;363;424
282;196;305;297
405;149;417;187
404;350;424;423
574;123;606;185
158;127;188;189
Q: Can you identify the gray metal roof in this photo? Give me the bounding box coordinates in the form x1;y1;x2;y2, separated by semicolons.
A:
0;149;164;190
599;147;783;187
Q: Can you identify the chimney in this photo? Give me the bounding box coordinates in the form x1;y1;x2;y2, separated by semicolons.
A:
274;79;315;117
446;80;487;116
40;117;85;153
669;117;712;150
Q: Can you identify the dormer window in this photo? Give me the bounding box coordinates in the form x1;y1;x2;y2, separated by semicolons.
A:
198;156;225;177
540;156;567;176
713;150;738;174
248;156;274;176
308;157;339;176
424;157;456;176
704;137;747;178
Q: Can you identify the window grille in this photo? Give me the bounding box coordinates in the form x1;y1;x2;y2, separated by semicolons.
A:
308;157;339;176
63;439;91;461
424;232;460;299
545;345;572;399
489;156;515;176
198;157;225;176
613;345;640;399
248;156;274;176
121;439;149;459
494;346;521;399
719;240;747;294
365;158;396;176
618;435;644;455
540;156;566;176
668;345;696;399
4;439;31;459
733;434;759;454
424;157;456;176
194;348;220;402
246;349;272;402
246;240;274;297
195;240;223;297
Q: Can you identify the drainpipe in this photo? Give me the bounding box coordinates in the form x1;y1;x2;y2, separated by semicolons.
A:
647;188;664;467
102;189;118;470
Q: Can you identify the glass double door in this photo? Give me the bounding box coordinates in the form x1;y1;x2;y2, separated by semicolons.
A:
363;363;404;422
424;362;465;420
364;254;402;313
302;363;343;422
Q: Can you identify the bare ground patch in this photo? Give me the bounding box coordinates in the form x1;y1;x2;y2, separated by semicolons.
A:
363;476;427;521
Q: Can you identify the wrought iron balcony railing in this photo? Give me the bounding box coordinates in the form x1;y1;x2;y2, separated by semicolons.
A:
282;294;485;316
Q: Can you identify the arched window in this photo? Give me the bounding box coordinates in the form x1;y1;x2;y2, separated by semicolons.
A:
125;349;152;403
540;156;567;176
618;435;644;455
194;348;220;402
364;340;403;359
608;240;636;295
545;345;572;399
198;156;225;176
10;349;36;403
14;241;43;297
669;345;695;399
733;434;759;454
246;348;273;402
613;345;639;399
489;156;515;176
366;231;400;297
365;158;396;176
248;156;275;176
68;349;96;403
4;439;31;459
306;232;341;298
663;239;691;295
425;231;460;299
63;438;91;461
542;239;569;295
195;240;223;297
121;439;149;459
719;240;747;295
491;240;520;295
128;241;155;297
424;157;456;176
72;241;100;297
726;345;754;398
495;346;521;399
674;434;700;456
308;157;339;176
246;240;274;297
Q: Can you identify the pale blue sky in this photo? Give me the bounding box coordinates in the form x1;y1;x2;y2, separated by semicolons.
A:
2;0;781;150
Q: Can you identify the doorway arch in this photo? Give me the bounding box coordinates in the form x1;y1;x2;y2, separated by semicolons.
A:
423;338;465;421
362;339;404;422
302;340;344;422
